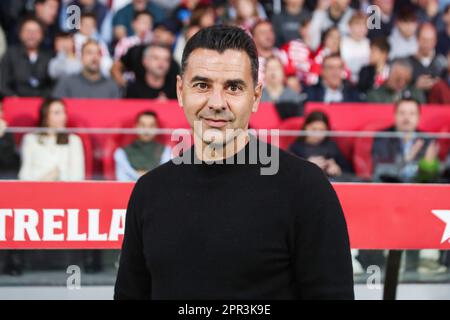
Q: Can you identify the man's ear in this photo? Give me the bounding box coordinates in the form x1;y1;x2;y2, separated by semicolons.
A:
252;82;263;113
176;75;183;108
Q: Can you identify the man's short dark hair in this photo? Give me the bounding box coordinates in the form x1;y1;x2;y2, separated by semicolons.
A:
181;25;259;85
136;110;159;124
18;15;45;34
133;10;153;21
395;95;421;113
370;36;390;54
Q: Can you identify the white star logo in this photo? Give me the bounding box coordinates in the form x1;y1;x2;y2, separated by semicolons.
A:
432;210;450;244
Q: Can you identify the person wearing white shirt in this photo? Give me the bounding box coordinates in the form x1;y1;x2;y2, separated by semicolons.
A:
340;12;370;83
18;98;85;181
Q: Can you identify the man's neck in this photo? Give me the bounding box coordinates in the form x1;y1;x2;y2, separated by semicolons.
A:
146;72;164;88
194;130;250;162
82;70;102;82
416;49;434;60
26;47;38;55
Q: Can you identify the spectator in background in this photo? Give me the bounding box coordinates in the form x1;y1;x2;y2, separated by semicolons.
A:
0;17;53;97
309;26;352;86
279;17;313;92
251;20;283;84
371;96;446;274
261;56;302;105
310;0;354;51
111;21;179;89
388;7;418;59
271;0;311;47
188;3;216;29
412;0;443;29
289;111;353;180
437;4;450;56
48;31;82;80
53;40;121;98
367;58;426;103
409;23;447;95
74;12;113;77
34;0;60;51
305;54;362;103
0;95;20;179
368;0;395;40
114;10;153;60
372;97;440;184
125;43;176;99
174;24;200;67
231;0;261;32
114;111;171;181
169;0;202;33
152;19;178;47
18;98;85;181
358;36;391;93
173;4;215;65
340;11;370;83
112;0;166;41
429;50;450;105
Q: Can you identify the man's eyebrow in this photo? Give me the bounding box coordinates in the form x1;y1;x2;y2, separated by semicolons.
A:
224;79;247;88
190;76;212;83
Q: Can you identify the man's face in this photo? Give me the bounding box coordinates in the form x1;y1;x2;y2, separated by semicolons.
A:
80;17;97;36
285;0;304;8
418;26;437;56
349;20;368;41
395;102;420;133
264;58;284;85
35;0;59;26
82;43;101;74
143;46;171;78
321;57;344;89
132;14;152;36
332;0;350;10
153;27;176;46
369;46;387;64
20;21;44;50
177;48;262;147
55;36;75;54
397;20;418;38
252;23;275;51
137;114;158;142
387;65;412;92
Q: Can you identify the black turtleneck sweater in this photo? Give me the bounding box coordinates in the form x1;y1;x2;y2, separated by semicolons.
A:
114;137;354;300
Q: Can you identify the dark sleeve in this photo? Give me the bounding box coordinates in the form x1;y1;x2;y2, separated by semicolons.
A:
114;178;152;299
0;133;20;170
0;50;15;96
293;162;354;299
357;66;375;93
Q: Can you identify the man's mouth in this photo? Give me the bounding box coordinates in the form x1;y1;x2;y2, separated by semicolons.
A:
202;118;230;129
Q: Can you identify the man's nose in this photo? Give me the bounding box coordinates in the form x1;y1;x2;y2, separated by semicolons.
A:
207;88;227;111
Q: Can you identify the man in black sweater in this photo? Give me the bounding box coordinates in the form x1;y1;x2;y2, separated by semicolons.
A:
114;25;354;300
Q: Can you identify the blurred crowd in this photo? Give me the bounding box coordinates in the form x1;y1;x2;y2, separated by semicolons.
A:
0;0;448;103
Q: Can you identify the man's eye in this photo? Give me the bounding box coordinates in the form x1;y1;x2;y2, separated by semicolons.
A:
228;85;241;92
194;83;208;90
